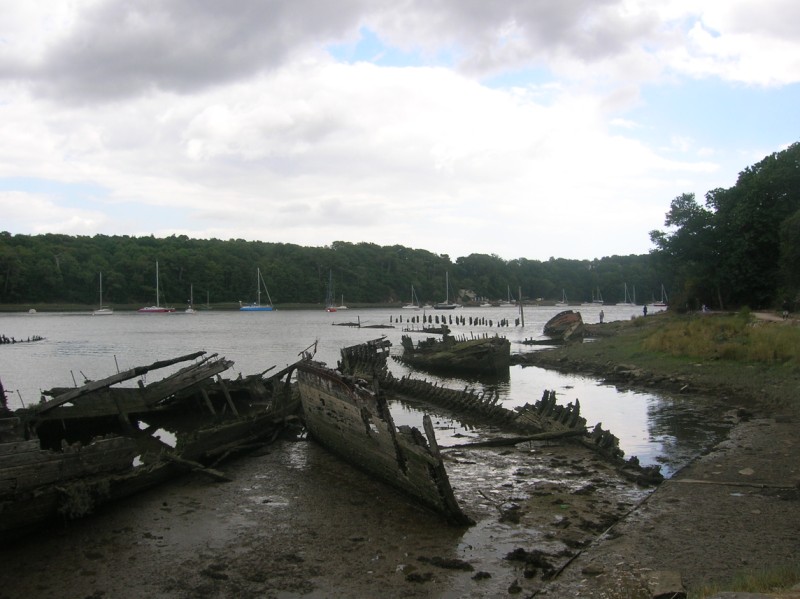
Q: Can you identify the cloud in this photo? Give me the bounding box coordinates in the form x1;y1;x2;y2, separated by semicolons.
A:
2;0;368;101
0;1;796;260
3;1;798;100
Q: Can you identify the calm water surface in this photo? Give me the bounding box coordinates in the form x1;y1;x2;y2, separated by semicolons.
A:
0;304;726;476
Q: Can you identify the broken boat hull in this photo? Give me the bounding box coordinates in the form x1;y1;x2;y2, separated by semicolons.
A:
398;334;511;375
1;353;301;541
295;360;472;525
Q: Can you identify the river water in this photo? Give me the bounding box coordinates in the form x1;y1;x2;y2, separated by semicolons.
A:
0;304;726;476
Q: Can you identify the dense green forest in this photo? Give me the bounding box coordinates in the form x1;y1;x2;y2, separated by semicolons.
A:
1;143;797;310
0;232;660;308
650;141;799;311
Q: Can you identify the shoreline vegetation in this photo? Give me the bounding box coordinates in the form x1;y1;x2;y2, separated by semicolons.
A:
522;309;800;412
524;310;800;598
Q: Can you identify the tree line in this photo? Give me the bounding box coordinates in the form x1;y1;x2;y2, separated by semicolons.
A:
650;141;799;311
0;233;662;308
1;143;796;310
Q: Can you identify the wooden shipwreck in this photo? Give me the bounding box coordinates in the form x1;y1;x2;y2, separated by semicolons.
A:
397;332;511;376
1;352;299;541
293;343;473;526
340;340;663;486
543;310;584;342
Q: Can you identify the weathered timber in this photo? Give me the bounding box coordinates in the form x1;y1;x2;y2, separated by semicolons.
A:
33;351;207;414
448;429;587;448
543;310;584;341
294;357;473;526
396;333;511;375
162;454;231;482
338;340;662;486
1;351;302;541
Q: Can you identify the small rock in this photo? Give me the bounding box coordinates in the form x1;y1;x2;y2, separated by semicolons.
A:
647;570;685;598
581;564;604;576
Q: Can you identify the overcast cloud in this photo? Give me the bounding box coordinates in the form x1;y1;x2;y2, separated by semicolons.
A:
1;0;798;260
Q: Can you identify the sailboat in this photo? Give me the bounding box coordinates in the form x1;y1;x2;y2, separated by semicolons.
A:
555;289;568;307
138;262;175;313
336;294;349;310
324;270;336;312
434;272;458;310
92;272;114;315
498;285;515;307
185;284;197;314
616;283;636;306
402;285;421;310
240;268;274;311
651;284;668;307
582;287;604;306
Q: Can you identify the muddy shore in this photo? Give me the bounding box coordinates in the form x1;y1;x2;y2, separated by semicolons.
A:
1;314;798;598
516;315;800;597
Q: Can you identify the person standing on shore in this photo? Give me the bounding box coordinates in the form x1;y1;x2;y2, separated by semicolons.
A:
599;309;604;323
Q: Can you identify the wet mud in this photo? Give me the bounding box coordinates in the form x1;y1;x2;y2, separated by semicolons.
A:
0;424;649;599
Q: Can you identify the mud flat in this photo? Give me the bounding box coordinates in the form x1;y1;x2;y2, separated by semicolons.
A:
0;412;654;598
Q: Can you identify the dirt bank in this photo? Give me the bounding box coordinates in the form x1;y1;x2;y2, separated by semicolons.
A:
518;313;800;597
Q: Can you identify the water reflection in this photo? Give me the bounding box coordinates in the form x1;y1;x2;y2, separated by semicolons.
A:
1;307;727;478
388;363;731;477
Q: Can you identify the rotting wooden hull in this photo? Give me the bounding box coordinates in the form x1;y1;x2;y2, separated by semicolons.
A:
398;334;511;375
0;433;139;540
295;360;473;526
543;310;584;341
336;341;664;487
1;355;301;541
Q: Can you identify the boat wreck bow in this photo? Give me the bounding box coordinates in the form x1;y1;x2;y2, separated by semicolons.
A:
294;357;473;526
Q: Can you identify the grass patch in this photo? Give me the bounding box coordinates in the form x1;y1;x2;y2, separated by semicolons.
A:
642;312;800;366
690;564;800;598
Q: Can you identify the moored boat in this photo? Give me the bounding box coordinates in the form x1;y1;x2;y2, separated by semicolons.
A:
402;285;421;310
239;268;274;311
651;284;668;307
433;271;458;310
92;272;114;315
138;261;175;313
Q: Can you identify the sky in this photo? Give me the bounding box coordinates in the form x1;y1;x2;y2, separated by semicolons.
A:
1;1;798;261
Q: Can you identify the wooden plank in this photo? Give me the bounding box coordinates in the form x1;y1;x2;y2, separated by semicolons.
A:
139;357;233;406
163;454;231;482
215;376;239;416
0;440;41;455
448;429;586;448
2;438;137;492
34;389;150;421
36;351;207;413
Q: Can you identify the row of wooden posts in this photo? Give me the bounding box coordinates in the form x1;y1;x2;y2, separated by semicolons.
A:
390;314;521;327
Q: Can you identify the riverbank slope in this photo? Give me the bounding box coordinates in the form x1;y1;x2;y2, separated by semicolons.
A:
520;310;800;598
